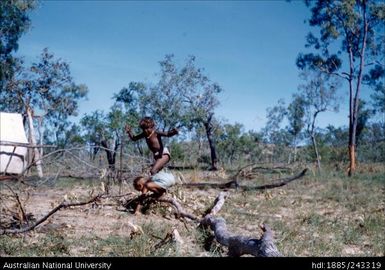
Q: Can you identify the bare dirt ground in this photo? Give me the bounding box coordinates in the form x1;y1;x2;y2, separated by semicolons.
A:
1;166;384;257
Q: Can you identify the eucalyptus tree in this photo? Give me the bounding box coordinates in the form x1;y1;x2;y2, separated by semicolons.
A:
80;110;107;161
262;99;287;141
370;84;385;115
178;55;223;170
356;99;373;146
217;122;244;166
113;84;144;159
297;69;341;171
297;0;385;176
262;99;289;147
287;95;306;163
0;0;36;90
80;106;132;171
262;99;293;163
124;55;223;170
133;55;185;131
216;122;262;166
2;48;87;177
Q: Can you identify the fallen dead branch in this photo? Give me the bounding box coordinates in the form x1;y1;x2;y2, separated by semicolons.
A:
233;163;293;180
122;193;199;221
183;168;307;190
122;191;284;257
201;192;282;257
123;169;307;222
3;184;30;227
158;197;199;221
0;175;19;181
0;193;105;235
240;168;307;190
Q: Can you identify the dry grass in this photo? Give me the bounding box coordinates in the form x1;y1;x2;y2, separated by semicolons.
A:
0;163;384;257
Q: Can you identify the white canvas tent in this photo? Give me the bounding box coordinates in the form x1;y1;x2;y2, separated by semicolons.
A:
0;112;29;174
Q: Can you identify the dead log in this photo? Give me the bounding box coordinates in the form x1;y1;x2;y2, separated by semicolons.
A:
233;163;293;179
241;168;307;190
201;192;282;257
184;168;307;191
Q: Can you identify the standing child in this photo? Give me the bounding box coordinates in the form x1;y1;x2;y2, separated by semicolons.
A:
125;117;178;175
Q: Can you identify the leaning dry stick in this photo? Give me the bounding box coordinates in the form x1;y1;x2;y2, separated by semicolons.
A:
201;192;282;257
0;194;104;235
4;184;30;226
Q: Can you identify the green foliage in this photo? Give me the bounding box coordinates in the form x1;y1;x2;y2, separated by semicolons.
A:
262;99;287;142
298;0;384;173
287;95;306;138
81;110;108;144
356;100;374;144
113;55;223;168
118;54;223;133
1;48;88;147
370;79;385;114
0;0;36;89
216;122;263;167
113;83;143;128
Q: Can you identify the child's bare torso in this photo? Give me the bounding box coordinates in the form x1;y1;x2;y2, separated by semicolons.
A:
146;132;164;155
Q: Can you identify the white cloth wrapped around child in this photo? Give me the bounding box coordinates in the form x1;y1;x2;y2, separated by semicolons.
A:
151;170;176;190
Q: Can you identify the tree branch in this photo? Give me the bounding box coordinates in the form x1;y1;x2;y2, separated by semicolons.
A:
158;197;199;221
0;194;105;235
183;168;308;191
200;192;282;257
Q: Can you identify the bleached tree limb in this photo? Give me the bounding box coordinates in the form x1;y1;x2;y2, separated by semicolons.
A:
158;197;199;221
123;187;287;257
201;192;283;257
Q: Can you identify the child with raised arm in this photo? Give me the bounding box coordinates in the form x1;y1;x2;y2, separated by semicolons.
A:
125;117;178;175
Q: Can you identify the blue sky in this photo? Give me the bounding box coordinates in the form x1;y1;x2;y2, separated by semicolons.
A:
17;0;350;132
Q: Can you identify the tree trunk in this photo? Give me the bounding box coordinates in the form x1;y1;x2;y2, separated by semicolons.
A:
26;106;43;178
101;140;117;170
119;136;124;193
204;116;218;171
37;116;44;158
348;144;356;177
292;136;298;164
311;134;321;172
348;1;368;177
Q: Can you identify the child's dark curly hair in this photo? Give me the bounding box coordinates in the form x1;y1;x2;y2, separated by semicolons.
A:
139;117;155;129
133;176;146;191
